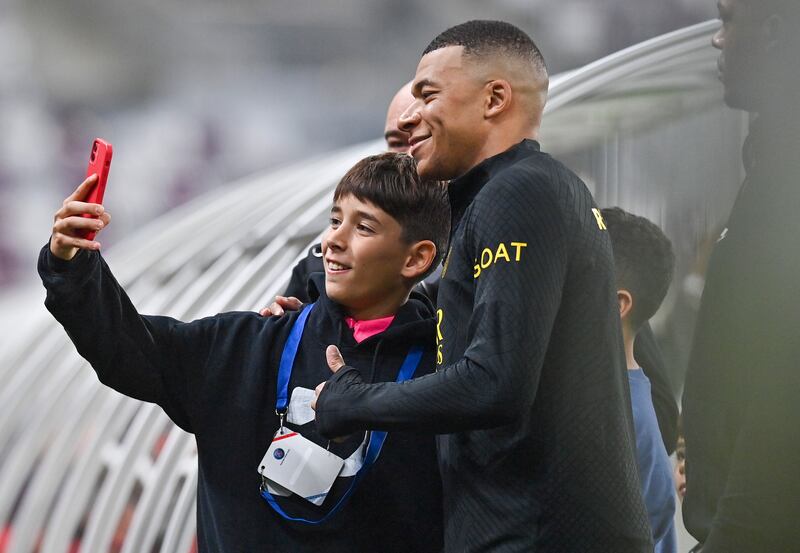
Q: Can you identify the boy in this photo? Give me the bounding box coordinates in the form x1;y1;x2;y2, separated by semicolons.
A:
38;152;448;553
602;207;678;553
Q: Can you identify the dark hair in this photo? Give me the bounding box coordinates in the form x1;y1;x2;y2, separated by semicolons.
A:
334;153;450;280
423;20;547;75
601;207;675;331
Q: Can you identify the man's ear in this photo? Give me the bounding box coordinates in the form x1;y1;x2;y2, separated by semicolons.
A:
617;289;634;321
402;240;437;280
484;79;513;119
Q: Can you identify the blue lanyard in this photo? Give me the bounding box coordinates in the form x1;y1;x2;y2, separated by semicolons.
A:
261;302;424;525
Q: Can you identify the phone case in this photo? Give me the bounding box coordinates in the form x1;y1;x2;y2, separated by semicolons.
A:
81;138;113;240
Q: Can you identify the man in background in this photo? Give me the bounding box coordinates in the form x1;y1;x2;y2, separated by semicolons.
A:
682;1;800;550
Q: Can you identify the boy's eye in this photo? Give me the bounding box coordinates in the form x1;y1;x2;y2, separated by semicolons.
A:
357;224;374;233
329;217;341;227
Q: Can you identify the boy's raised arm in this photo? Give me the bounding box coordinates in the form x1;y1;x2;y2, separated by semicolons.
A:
39;176;216;433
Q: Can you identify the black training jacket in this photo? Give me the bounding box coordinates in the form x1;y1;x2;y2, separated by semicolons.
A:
289;245;675;456
316;139;653;553
38;250;443;553
682;115;800;552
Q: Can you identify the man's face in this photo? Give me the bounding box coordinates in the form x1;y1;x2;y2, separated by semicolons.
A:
384;86;414;153
322;194;411;315
713;0;767;110
400;46;489;180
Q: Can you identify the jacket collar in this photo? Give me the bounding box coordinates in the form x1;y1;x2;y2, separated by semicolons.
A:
305;272;434;350
447;139;541;232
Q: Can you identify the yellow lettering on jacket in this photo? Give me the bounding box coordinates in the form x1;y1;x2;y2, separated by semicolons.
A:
494;242;511;263
473;242;528;279
592;208;607;230
480;248;493;269
510;242;528;261
436;309;445;365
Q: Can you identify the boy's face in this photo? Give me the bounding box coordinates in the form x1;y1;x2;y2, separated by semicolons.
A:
322;194;415;318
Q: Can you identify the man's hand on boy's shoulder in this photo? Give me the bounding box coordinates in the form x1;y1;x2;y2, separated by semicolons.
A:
258;295;303;317
50;174;112;261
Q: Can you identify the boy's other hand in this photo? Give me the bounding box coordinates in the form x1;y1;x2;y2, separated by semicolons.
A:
50;174;112;261
258;296;303;317
311;345;346;410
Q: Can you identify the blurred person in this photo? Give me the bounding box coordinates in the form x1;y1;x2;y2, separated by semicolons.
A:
603;206;678;553
38;153;447;553
312;20;652;553
383;82;415;153
276;82;415;306
682;0;800;550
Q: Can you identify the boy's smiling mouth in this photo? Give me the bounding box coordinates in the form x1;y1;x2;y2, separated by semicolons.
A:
325;257;351;273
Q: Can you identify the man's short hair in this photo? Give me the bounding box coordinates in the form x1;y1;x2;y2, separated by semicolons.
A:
602;207;675;331
334;153;450;280
422;20;547;75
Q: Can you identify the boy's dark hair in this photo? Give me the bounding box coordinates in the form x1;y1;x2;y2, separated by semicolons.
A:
422;20;547;75
602;207;675;331
334;152;450;280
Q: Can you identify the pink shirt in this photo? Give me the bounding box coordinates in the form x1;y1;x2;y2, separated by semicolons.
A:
344;315;395;343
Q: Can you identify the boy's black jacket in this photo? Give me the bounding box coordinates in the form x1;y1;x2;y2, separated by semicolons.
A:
38;247;443;553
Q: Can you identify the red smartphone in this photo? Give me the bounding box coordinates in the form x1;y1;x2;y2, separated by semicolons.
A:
81;138;113;240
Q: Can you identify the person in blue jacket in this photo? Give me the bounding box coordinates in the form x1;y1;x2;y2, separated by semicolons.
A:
602;206;678;553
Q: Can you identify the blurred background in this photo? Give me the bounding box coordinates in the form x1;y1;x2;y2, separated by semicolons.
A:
0;0;714;292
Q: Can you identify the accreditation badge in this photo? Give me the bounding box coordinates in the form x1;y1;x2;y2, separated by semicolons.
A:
258;429;344;506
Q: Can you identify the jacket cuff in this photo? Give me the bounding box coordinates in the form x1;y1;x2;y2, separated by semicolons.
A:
329;365;363;386
42;244;94;274
316;366;362;438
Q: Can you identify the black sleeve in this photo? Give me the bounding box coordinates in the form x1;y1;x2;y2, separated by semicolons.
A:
316;171;569;436
38;245;224;433
282;244;324;302
634;323;679;454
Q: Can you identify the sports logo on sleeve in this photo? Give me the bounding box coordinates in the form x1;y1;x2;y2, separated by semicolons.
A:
473;242;528;279
591;208;607;230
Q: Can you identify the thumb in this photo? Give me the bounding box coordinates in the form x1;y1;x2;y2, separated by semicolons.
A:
326;345;346;374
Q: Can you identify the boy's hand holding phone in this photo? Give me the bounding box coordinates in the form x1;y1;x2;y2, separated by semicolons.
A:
50;138;113;261
50;174;112;261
